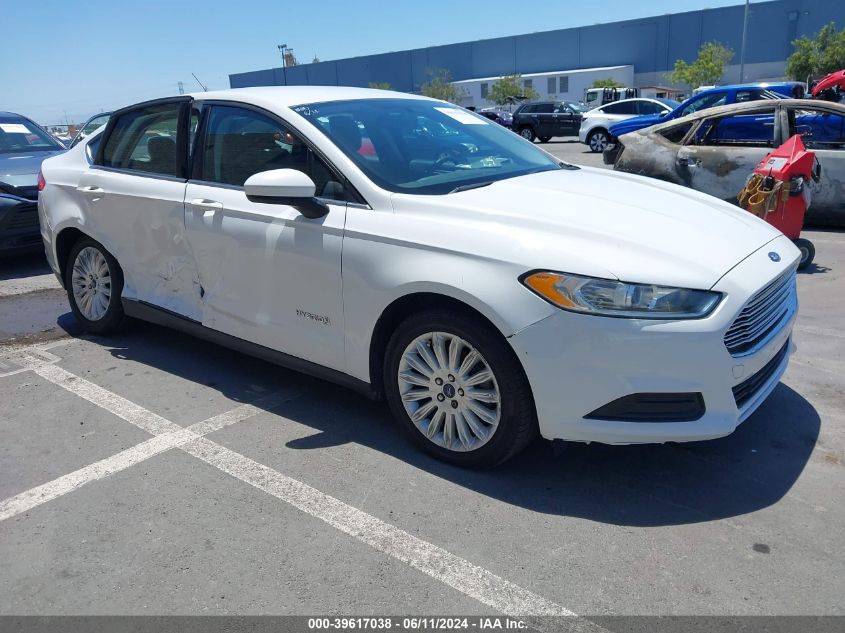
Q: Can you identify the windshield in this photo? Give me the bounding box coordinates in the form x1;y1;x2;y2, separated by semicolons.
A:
0;116;63;154
566;102;589;113
293;98;563;195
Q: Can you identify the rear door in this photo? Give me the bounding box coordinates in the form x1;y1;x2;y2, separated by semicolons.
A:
78;97;203;320
183;102;349;371
785;103;845;221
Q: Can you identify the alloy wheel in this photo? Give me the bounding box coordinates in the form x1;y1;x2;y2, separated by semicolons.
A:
71;246;112;321
589;131;609;152
397;331;501;452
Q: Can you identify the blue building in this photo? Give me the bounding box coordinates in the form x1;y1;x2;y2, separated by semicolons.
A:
230;0;843;93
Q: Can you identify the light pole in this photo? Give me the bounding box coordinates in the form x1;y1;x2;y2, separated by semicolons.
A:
739;0;750;83
278;44;290;68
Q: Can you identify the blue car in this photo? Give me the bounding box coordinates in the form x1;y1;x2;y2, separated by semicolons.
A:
607;83;803;142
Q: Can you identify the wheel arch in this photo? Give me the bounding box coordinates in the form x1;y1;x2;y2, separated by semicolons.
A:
55;226;88;284
368;290;518;399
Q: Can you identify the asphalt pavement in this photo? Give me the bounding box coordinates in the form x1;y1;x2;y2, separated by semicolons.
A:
0;156;843;627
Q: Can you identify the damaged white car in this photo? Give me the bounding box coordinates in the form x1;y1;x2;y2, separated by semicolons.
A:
39;87;799;467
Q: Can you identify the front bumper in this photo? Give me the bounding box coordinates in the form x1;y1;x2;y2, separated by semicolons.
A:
509;235;799;444
0;192;41;254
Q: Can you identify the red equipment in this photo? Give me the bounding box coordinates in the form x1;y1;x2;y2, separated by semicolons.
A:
739;134;821;269
810;69;845;101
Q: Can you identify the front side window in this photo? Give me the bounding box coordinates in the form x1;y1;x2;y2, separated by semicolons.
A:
0;116;63;154
658;121;694;144
690;111;775;147
534;103;554;114
100;102;181;176
637;101;664;115
293;98;564;195
603;101;637;115
200;105;347;200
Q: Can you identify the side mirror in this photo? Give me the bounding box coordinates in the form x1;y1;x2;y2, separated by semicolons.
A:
244;169;328;219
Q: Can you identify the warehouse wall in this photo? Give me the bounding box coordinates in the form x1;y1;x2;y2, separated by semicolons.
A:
230;0;845;89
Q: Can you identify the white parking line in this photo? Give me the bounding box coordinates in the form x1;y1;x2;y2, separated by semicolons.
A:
1;352;595;625
0;398;288;522
183;436;578;619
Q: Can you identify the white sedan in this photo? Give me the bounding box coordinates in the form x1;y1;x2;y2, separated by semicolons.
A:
578;97;678;152
38;87;799;467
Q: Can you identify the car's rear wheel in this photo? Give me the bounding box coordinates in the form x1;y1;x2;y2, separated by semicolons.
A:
538;136;552;143
384;310;537;468
519;127;536;142
588;129;610;153
66;236;125;334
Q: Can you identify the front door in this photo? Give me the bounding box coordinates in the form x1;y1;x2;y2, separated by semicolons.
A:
183;103;348;371
78;97;203;320
677;107;780;201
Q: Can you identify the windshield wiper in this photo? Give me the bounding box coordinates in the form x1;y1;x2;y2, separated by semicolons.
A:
448;181;495;194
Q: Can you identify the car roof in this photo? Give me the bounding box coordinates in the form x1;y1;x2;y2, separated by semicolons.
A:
0;111;27;119
647;98;845;132
190;86;432;107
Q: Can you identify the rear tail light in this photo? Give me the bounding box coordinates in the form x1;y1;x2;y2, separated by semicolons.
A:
37;169;46;191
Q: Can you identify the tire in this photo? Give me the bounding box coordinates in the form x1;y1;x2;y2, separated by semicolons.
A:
519;127;536;142
588;129;610;153
794;238;815;270
538;136;552;143
383;309;537;468
65;236;125;334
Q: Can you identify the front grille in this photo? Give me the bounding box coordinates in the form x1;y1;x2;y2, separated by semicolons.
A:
724;268;795;356
732;340;790;408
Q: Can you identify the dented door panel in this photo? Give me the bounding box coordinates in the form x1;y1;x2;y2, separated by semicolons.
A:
184;183;347;371
78;168;203;320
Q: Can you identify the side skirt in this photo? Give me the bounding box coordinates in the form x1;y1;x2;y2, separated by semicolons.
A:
122;299;378;400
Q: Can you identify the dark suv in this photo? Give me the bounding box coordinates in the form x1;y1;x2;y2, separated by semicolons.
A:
512;101;587;142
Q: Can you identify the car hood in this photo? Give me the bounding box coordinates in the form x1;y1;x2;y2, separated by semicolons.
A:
391;168;782;290
0;150;64;187
609;113;667;136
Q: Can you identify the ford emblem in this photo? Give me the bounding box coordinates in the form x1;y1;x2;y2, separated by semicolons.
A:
768;252;781;262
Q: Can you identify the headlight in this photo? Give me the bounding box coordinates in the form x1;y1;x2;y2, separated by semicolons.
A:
521;271;721;319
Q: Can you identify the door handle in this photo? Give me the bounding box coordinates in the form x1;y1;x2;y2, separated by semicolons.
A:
189;198;223;210
678;157;700;167
79;185;104;194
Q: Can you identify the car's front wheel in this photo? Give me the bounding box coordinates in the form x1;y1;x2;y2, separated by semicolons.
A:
518;127;536;142
66;236;125;334
384;310;537;468
588;129;610;152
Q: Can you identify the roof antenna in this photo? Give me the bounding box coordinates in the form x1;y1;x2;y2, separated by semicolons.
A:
191;73;208;92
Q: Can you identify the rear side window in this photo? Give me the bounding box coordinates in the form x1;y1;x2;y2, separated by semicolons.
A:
100;102;182;177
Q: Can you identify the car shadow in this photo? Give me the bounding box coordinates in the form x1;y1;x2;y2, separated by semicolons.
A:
799;262;831;275
93;320;819;528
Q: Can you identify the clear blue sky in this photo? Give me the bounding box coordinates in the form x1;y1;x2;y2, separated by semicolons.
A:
1;0;758;125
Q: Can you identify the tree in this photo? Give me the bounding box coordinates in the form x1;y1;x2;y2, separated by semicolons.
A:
420;68;465;103
786;22;845;81
667;42;734;89
368;81;392;90
488;75;539;105
591;78;624;88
